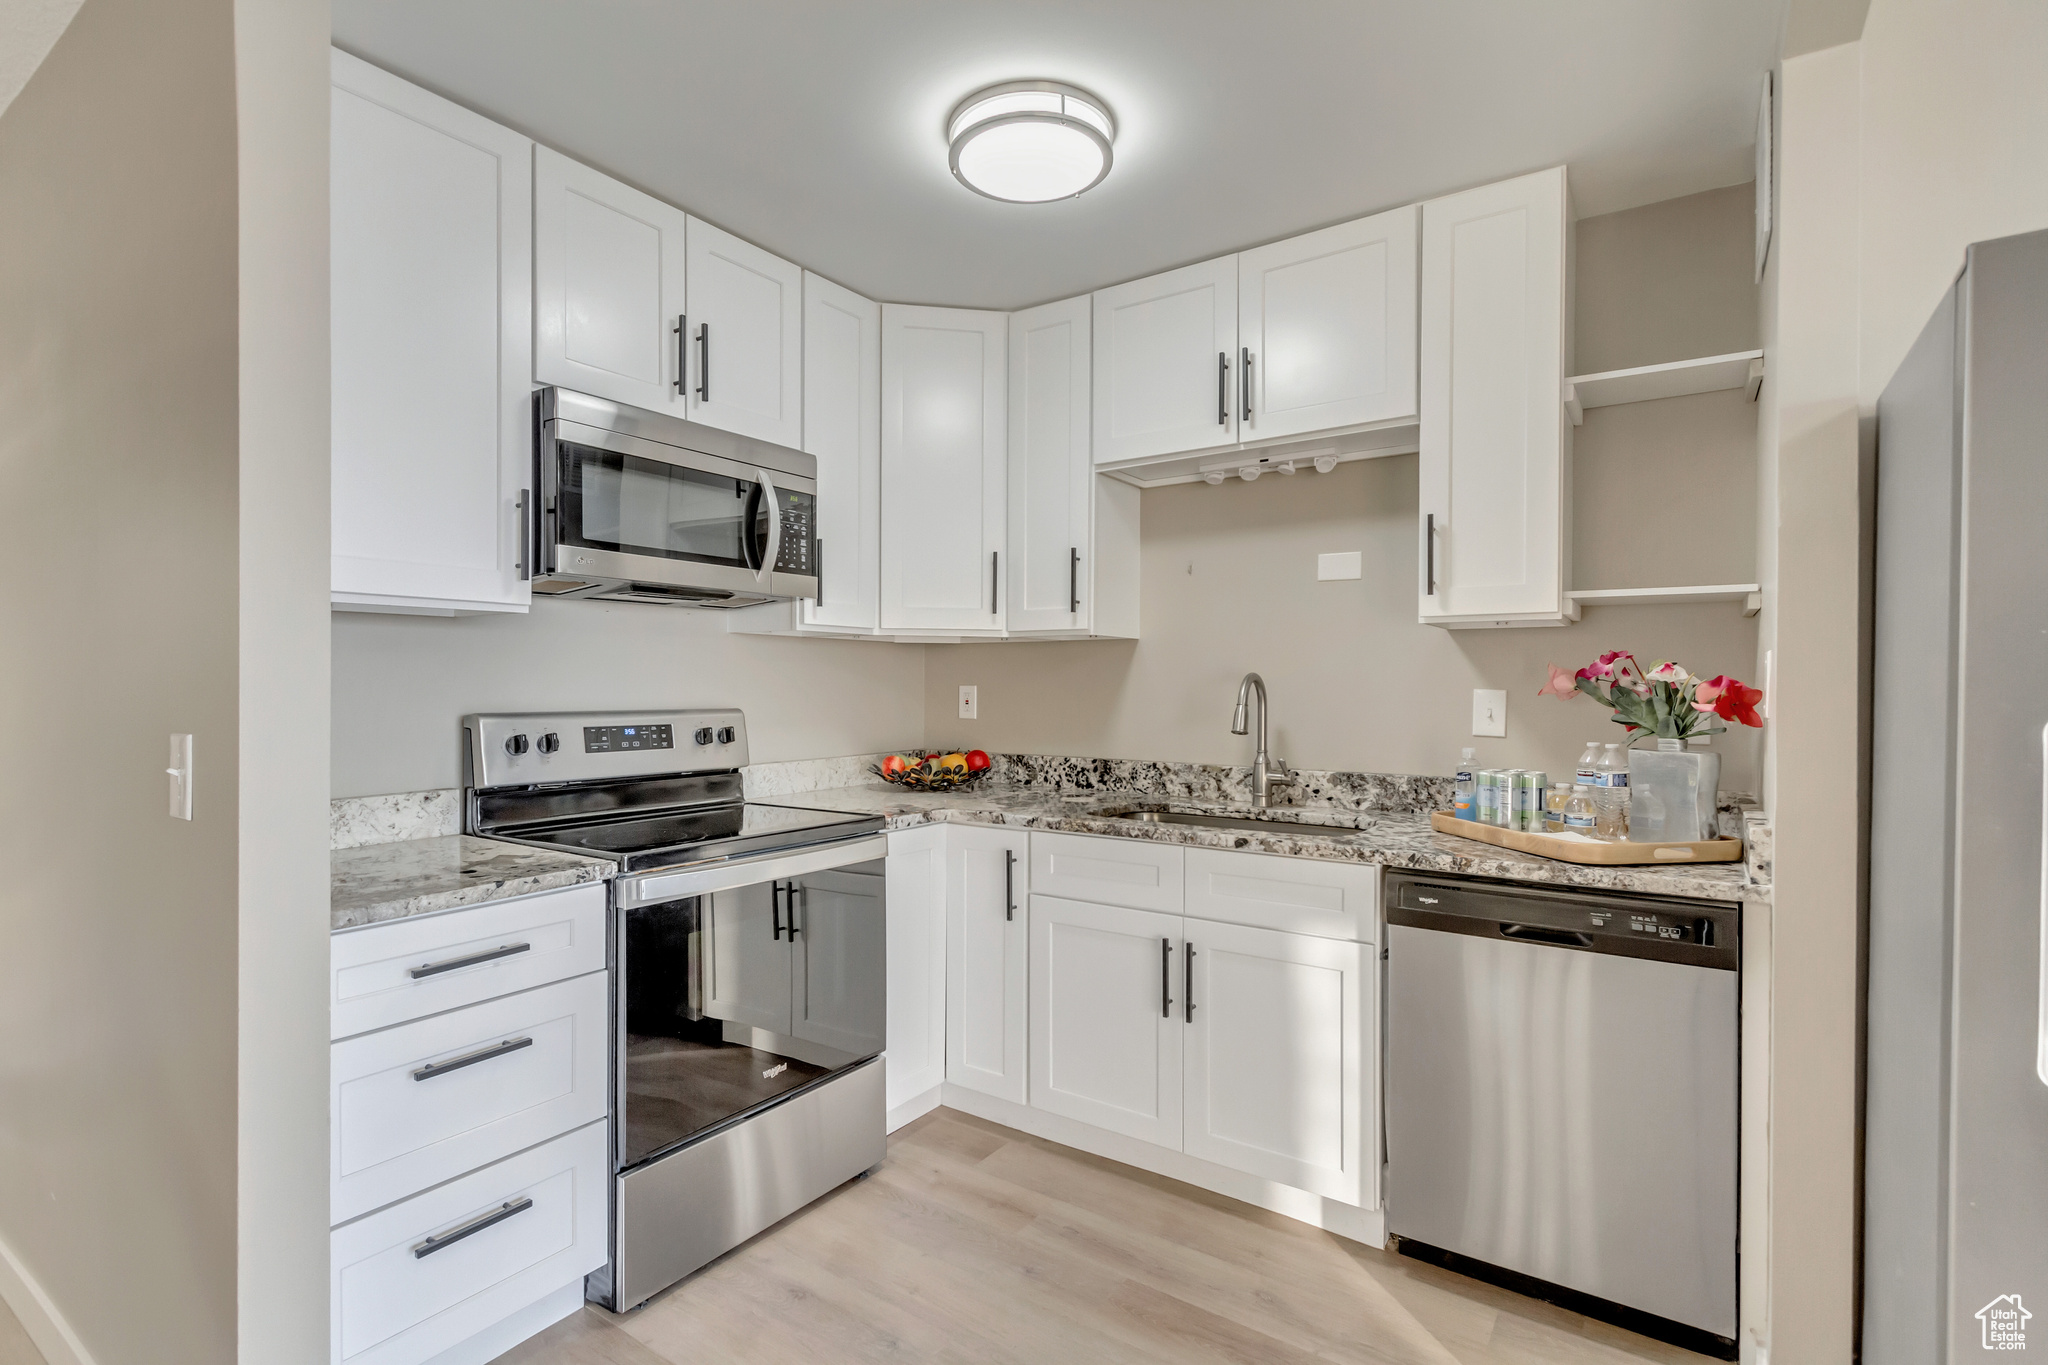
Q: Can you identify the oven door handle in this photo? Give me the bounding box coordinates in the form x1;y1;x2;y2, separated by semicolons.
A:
618;834;889;907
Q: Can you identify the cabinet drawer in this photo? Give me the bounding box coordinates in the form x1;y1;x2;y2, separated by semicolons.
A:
1183;848;1378;942
331;882;606;1040
1030;831;1182;913
332;1119;607;1365
332;971;609;1225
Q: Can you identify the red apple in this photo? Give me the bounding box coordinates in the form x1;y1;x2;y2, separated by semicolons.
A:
965;750;991;773
881;754;907;778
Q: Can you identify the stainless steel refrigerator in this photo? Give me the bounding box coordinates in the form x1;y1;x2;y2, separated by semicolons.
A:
1865;225;2048;1362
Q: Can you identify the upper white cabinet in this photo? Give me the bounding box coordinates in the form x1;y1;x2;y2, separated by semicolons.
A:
682;216;804;446
1237;207;1418;443
330;51;534;616
533;146;688;415
1092;255;1240;463
800;272;882;633
880;304;1007;633
1417;166;1571;627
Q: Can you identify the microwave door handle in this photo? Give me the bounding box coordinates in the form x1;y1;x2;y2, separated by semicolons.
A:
739;480;764;574
756;470;780;583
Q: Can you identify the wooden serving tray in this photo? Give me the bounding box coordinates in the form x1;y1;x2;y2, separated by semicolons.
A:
1429;811;1742;865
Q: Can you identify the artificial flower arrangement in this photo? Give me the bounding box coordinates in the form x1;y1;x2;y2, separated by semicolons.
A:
1538;650;1764;739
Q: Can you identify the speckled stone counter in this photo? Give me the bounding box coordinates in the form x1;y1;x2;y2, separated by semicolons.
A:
331;835;615;932
776;782;1757;904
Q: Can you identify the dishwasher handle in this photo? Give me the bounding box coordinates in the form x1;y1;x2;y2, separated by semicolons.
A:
1499;923;1595;949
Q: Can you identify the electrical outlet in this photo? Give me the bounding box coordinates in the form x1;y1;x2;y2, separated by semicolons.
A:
1316;551;1363;581
958;685;978;720
1471;690;1507;738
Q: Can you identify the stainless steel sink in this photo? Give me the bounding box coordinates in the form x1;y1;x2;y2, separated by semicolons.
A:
1112;810;1355;835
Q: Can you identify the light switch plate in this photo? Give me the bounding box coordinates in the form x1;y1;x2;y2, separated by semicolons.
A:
167;733;193;820
958;685;978;720
1471;690;1507;738
1317;551;1363;581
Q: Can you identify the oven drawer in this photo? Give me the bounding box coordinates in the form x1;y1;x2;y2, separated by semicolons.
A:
331;883;606;1040
331;1119;607;1365
1029;831;1183;912
1183;848;1379;942
331;971;609;1225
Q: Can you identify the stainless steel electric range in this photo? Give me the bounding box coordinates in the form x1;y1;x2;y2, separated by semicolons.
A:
463;710;887;1312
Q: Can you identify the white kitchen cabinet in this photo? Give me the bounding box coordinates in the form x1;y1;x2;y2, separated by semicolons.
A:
682;216;804;446
1417;165;1572;626
329;50;533;616
1028;894;1184;1146
533;145;688;414
880;304;1007;633
945;827;1029;1104
1092;255;1239;463
705;882;792;1035
792;866;887;1054
1237;207;1418;443
799;272;882;633
1181;920;1372;1206
884;825;947;1118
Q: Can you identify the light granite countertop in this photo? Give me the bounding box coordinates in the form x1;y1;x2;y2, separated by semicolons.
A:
775;782;1759;904
331;835;615;932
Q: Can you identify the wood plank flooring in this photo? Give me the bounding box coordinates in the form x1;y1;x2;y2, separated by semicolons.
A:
495;1107;1713;1365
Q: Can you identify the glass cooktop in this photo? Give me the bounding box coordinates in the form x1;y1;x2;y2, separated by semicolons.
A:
517;801;882;872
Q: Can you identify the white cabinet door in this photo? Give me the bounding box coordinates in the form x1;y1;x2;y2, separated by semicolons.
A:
945;827;1028;1103
1091;255;1238;464
884;825;947;1114
1238;207;1418;443
792;866;886;1055
683;216;804;446
880;304;1007;632
1181;921;1372;1206
1006;295;1095;635
800;272;882;633
1418;166;1570;626
329;50;532;615
533;145;688;414
1028;895;1183;1147
704;882;792;1035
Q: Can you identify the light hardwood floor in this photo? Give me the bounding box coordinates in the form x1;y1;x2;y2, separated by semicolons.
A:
0;1293;45;1365
495;1107;1713;1365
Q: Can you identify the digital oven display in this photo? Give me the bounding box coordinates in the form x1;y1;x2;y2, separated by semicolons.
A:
583;724;674;753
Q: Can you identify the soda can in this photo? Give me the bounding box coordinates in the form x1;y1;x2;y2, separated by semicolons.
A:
1475;770;1499;825
1493;770;1522;827
1516;770;1548;832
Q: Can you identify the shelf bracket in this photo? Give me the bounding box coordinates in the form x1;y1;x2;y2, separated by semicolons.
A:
1562;381;1583;427
1746;357;1766;402
1744;591;1762;618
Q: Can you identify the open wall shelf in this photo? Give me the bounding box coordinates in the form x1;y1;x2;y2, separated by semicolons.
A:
1563;350;1765;424
1566;584;1762;619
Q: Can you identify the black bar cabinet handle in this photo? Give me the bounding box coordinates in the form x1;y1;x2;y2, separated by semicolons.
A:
771;881;785;940
787;883;802;939
1217;351;1228;425
1241;347;1252;423
1069;547;1079;613
516;490;530;580
1184;943;1196;1023
413;1198;532;1259
1425;512;1436;596
1004;850;1016;921
696;322;710;401
410;942;531;980
1161;937;1173;1018
674;314;687;395
991;551;1000;615
412;1036;533;1083
813;538;823;607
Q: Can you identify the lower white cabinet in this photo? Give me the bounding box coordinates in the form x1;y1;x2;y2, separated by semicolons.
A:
945;826;1029;1103
705;866;885;1045
1028;895;1184;1147
884;826;947;1114
331;1120;607;1365
1182;919;1372;1206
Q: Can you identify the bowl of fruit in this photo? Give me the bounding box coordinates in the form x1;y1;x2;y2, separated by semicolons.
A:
872;750;992;791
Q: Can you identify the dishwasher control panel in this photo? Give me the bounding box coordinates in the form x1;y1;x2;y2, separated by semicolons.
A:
1388;875;1738;969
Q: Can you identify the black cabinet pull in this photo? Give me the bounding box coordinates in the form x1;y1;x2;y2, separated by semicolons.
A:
412;1036;533;1083
1184;942;1196;1023
1004;850;1016;921
674;314;688;395
991;551;1000;615
413;1197;532;1259
772;881;785;940
516;490;530;580
1161;937;1173;1018
697;322;710;401
410;942;532;980
1069;547;1080;614
1217;351;1228;426
1425;512;1436;596
1241;347;1253;423
787;882;803;939
813;538;824;607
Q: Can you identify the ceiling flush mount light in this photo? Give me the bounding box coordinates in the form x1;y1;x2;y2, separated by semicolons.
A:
948;80;1115;203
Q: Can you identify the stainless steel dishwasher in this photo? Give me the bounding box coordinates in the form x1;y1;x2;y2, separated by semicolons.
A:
1383;872;1739;1359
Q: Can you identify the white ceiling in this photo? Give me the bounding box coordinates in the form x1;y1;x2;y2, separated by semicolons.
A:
332;1;1785;311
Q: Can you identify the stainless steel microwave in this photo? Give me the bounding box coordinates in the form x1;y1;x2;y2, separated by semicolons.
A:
529;388;818;608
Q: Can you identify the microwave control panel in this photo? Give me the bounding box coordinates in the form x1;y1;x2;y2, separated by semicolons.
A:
772;489;815;574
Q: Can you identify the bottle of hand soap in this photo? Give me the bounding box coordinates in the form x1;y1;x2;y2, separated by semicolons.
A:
1453;748;1476;820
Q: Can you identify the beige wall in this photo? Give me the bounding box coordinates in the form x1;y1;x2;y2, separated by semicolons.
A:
927;185;1765;792
0;0;244;1359
331;602;928;796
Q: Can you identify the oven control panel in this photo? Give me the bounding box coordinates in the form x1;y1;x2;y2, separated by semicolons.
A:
465;711;749;789
584;723;673;754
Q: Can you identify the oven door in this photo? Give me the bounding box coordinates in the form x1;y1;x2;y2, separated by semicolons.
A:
615;855;883;1173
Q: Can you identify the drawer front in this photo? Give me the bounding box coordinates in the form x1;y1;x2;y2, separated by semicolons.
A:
332;971;609;1225
1183;848;1378;942
332;1119;607;1365
331;882;606;1040
1030;831;1183;913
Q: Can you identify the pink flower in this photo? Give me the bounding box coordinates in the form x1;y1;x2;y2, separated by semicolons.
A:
1645;661;1689;684
1537;664;1580;699
1696;675;1765;727
1582;650;1634;680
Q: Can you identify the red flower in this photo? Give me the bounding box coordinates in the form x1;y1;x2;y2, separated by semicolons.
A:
1695;675;1764;727
1581;649;1634;680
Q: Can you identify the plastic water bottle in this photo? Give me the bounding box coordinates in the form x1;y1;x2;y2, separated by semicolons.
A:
1453;748;1477;820
1564;782;1599;835
1595;743;1631;840
1575;741;1604;790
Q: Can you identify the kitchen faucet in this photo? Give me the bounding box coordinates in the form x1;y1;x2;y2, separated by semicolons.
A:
1230;672;1297;808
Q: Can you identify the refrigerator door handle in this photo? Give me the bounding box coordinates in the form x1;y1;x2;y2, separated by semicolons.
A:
2038;721;2048;1087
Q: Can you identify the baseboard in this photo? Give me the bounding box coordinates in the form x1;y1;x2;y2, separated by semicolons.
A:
887;1084;943;1133
937;1085;1387;1248
0;1231;96;1365
419;1280;583;1365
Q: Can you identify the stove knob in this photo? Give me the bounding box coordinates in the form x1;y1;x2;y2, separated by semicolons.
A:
694;727;715;746
717;726;737;744
537;732;560;755
504;733;529;756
